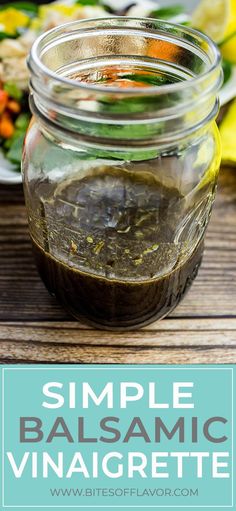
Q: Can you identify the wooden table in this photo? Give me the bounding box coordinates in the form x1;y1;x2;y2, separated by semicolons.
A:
0;166;236;364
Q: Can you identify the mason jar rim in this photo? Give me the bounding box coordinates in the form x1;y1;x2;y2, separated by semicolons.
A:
28;17;222;147
30;16;221;96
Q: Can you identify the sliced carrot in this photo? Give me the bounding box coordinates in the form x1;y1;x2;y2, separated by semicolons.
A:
0;90;9;115
0;112;14;139
7;100;21;114
147;40;180;63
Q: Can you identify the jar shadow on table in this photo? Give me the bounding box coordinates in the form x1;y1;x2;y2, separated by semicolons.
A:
22;18;222;330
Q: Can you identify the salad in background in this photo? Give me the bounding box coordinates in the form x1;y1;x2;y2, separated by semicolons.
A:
0;0;236;181
0;0;110;175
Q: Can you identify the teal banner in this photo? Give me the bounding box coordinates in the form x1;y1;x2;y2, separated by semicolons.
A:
0;365;234;510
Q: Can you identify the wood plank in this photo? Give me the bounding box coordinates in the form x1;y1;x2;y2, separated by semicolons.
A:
1;317;235;331
0;184;24;205
1;330;236;346
0;341;236;364
0;319;236;346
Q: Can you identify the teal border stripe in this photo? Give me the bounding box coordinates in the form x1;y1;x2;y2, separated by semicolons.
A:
1;366;234;509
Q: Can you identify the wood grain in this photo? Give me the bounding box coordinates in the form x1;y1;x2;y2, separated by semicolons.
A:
0;167;236;364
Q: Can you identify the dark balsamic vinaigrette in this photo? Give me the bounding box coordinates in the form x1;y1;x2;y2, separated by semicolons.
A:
32;238;203;330
31;167;205;330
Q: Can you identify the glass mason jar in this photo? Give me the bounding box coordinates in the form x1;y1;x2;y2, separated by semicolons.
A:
23;18;222;330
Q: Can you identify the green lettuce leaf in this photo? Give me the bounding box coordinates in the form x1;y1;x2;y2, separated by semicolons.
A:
0;2;38;14
150;5;185;19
